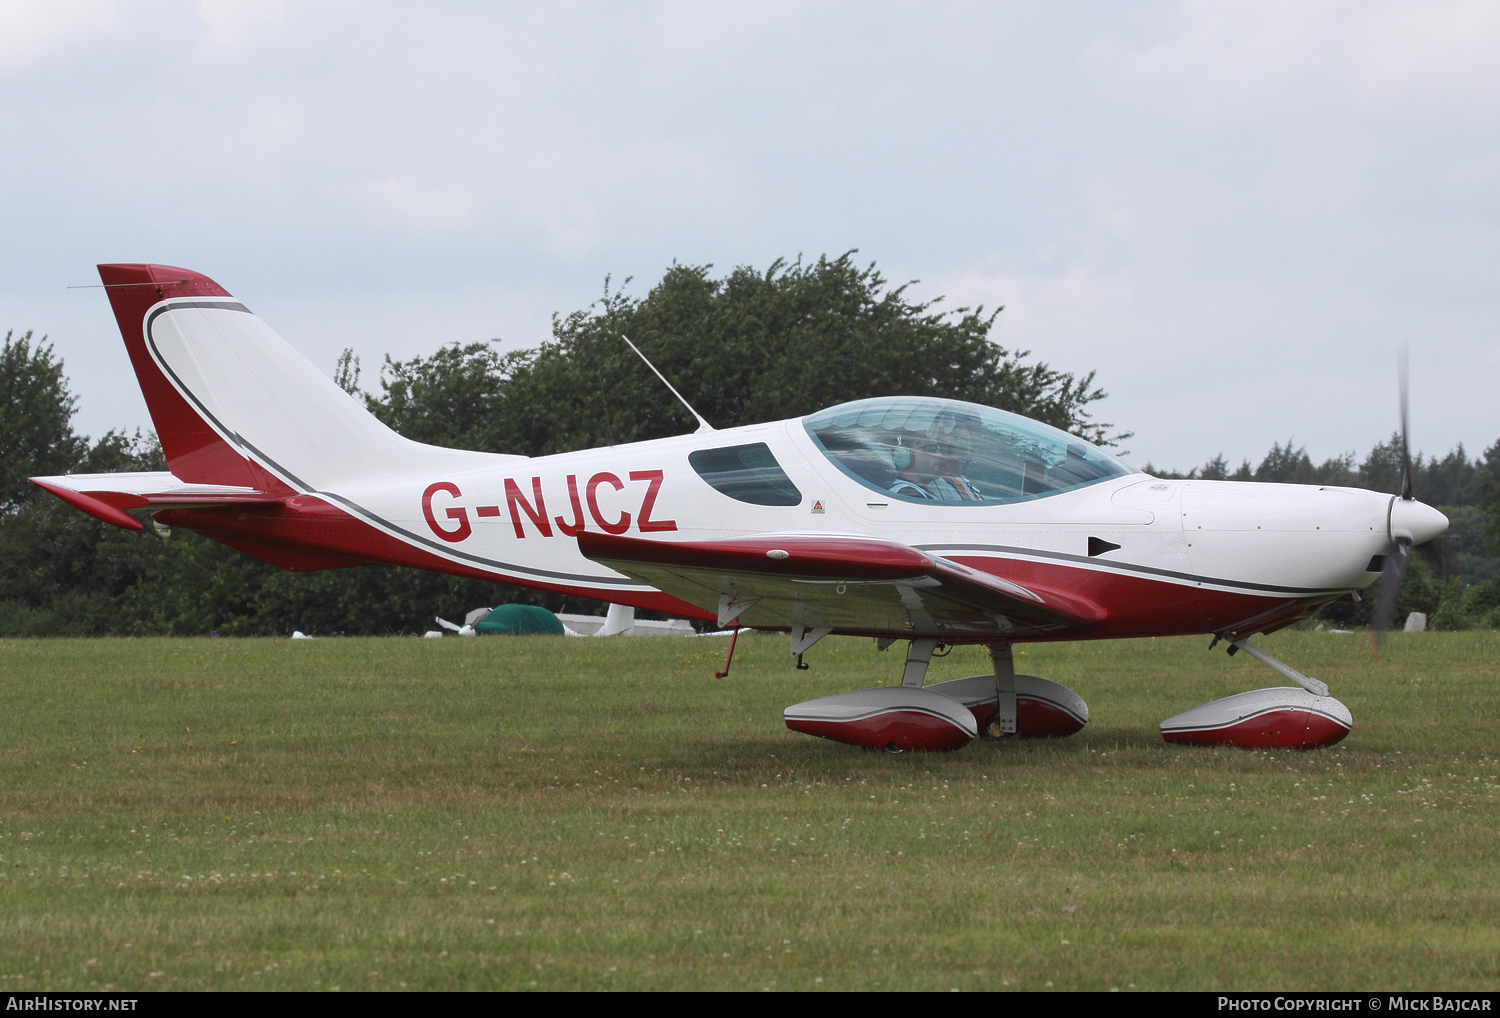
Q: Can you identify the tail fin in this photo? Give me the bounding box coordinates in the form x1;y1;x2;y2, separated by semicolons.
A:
99;263;444;493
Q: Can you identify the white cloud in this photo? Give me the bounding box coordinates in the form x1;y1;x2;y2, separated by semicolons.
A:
196;0;287;47
0;0;118;75
346;176;478;235
1089;1;1500;122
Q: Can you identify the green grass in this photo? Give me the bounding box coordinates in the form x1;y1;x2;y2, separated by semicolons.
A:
0;630;1497;991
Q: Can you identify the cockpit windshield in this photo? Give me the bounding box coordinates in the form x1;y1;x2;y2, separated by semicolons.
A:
803;397;1132;505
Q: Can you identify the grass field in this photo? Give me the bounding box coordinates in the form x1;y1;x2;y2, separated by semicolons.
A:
0;630;1496;992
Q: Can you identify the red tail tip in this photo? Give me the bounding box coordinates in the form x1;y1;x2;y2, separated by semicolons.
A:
96;263;233;299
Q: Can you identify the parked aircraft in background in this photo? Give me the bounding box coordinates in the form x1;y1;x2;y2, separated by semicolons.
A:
32;264;1447;752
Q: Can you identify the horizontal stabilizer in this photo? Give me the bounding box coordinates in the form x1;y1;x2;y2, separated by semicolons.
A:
30;472;283;530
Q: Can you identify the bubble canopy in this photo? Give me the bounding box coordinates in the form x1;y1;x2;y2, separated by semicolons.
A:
802;397;1133;505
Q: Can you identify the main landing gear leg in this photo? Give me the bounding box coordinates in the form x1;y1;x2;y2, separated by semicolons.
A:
901;638;939;688
987;643;1017;737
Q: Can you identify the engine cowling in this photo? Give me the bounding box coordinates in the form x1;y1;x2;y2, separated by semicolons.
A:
1160;687;1352;749
925;674;1089;738
784;687;978;752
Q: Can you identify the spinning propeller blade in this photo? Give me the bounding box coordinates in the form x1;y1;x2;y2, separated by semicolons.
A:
1398;343;1412;502
1372;344;1415;659
1369;539;1409;659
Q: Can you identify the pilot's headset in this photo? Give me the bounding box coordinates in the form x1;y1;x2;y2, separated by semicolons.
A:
891;437;914;471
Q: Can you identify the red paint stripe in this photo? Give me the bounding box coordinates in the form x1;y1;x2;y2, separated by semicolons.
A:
157;496;713;619
948;554;1336;641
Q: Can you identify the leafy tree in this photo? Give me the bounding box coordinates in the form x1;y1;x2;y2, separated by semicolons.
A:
0;430;167;636
1421;445;1481;507
334;348;361;396
1477;439;1500;556
1251;443;1356;486
1253;441;1315;484
1145;447;1355;485
1;330;86;512
489;255;1124;457
1353;435;1480;504
1139;454;1228;480
1154;434;1498;505
1198;454;1230;480
1358;434;1406;495
365;342;532;453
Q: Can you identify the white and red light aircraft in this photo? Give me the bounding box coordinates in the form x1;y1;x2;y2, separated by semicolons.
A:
33;264;1449;753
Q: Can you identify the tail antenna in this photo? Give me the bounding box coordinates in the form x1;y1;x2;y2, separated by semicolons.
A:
620;334;714;433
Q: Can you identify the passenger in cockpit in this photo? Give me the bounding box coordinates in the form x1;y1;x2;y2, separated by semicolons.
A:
889;422;981;501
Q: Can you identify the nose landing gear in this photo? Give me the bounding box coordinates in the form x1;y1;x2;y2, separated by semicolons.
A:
1161;637;1352;749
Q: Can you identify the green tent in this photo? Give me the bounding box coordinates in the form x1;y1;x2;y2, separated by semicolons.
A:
474;604;566;636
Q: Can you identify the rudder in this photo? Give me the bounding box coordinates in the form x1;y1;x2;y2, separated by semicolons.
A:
99;263;276;489
98;263;440;494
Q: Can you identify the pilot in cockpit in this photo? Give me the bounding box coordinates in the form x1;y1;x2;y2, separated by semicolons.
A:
888;419;982;501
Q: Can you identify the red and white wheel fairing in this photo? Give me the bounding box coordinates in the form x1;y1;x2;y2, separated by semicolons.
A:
784;687;978;752
1160;687;1352;750
925;674;1089;738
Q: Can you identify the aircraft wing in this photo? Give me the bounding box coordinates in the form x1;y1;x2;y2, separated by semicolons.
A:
577;531;1106;640
29;471;282;531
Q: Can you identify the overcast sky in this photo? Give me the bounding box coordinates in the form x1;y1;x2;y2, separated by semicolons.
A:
3;1;1497;470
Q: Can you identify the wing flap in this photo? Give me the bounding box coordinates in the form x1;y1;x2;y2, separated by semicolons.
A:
577;531;1105;639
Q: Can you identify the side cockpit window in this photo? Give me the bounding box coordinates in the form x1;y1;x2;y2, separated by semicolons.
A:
688;443;803;506
804;397;1131;505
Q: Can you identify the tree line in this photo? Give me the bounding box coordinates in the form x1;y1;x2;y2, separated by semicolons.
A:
3;252;1497;635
